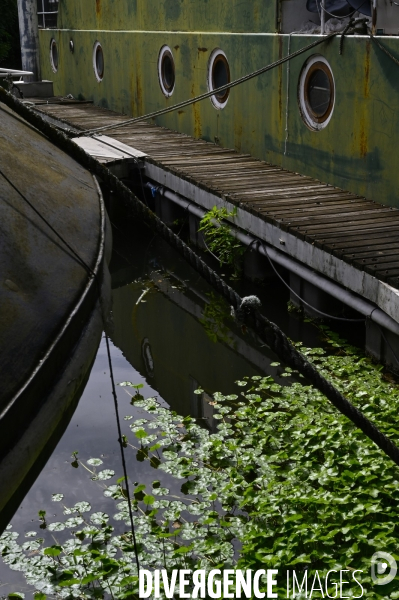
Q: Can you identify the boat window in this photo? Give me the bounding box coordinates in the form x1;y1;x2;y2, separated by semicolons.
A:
158;46;175;97
50;38;58;73
298;55;335;131
93;42;104;82
208;49;231;110
37;0;59;29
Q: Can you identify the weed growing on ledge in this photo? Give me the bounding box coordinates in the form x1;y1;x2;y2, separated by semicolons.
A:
199;206;245;277
1;334;399;598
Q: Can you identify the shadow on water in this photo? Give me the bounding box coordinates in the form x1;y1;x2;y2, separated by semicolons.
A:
0;213;365;594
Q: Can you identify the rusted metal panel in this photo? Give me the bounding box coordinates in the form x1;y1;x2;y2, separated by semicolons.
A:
37;26;399;208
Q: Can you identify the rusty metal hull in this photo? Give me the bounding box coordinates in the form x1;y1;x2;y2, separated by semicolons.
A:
0;103;110;525
35;0;399;208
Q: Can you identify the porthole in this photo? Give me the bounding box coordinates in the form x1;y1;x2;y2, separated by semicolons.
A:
158;46;175;97
207;49;230;109
93;41;104;82
298;55;335;131
50;38;58;73
142;338;154;378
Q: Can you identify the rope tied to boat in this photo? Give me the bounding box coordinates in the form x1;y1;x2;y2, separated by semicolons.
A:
76;32;338;137
2;86;399;470
370;33;399;68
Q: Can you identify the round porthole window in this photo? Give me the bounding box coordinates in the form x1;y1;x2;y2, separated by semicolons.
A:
93;41;104;82
50;38;58;73
141;338;154;378
158;46;175;97
298;55;335;131
208;49;230;109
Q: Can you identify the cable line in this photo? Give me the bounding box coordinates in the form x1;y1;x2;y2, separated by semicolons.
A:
78;32;338;136
3;87;399;468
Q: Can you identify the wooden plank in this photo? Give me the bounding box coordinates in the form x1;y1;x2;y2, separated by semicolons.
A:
34;101;399;289
281;207;394;227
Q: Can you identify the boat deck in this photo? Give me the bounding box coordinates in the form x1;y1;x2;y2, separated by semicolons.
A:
33;100;399;322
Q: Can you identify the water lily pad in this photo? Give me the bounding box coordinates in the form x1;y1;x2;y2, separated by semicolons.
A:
47;522;65;532
73;501;91;513
64;517;84;528
90;512;109;525
87;458;103;467
96;469;115;481
51;494;64;502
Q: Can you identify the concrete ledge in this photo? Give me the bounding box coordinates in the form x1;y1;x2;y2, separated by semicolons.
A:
14;80;53;98
145;161;399;325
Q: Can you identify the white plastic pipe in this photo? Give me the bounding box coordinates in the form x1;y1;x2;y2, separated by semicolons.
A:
150;184;399;336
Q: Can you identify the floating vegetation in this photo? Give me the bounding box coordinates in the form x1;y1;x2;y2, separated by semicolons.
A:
1;332;399;598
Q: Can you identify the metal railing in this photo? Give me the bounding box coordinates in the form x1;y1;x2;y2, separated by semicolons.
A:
0;68;34;79
37;0;58;29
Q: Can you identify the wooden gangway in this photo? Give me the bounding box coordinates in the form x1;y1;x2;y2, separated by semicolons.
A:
32;99;399;325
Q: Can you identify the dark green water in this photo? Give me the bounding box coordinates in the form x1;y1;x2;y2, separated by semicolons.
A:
0;216;365;595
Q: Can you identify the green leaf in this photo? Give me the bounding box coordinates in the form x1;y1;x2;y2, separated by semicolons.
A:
44;545;62;557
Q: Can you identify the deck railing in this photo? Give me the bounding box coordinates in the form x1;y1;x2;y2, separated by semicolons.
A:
37;0;58;29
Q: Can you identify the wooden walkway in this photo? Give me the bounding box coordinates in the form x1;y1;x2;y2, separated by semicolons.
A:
34;101;399;290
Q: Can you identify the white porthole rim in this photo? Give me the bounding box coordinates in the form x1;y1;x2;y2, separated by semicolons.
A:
158;45;175;98
298;54;335;131
93;41;104;82
50;38;58;73
207;48;230;110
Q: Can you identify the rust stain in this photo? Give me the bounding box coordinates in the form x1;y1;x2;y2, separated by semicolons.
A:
197;47;208;52
174;45;180;50
192;84;201;138
136;74;143;116
359;119;368;157
364;40;370;98
95;0;102;18
178;110;185;115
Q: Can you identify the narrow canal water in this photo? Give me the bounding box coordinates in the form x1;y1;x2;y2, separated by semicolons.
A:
0;215;366;595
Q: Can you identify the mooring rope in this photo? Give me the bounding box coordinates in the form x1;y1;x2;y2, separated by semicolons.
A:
105;334;141;573
77;32;338;137
2;87;399;469
370;34;399;68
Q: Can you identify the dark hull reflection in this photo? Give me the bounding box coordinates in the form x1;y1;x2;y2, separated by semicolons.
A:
110;233;287;428
0;301;104;533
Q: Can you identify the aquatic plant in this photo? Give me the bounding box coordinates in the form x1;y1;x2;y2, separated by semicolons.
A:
1;331;399;598
199;206;245;276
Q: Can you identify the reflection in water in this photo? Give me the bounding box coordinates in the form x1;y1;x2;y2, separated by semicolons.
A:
0;216;362;592
110;227;290;430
